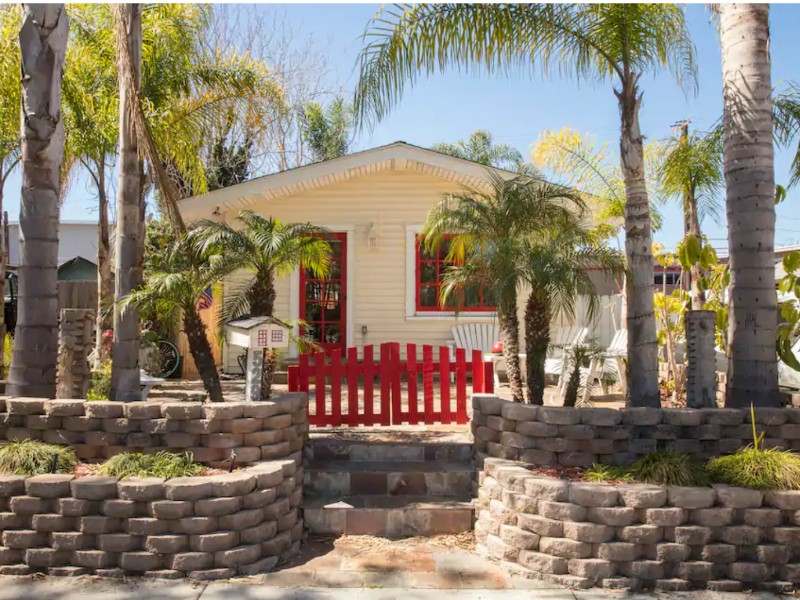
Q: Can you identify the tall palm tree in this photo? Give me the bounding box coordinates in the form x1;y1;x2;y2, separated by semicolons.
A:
64;5;276;367
0;5;22;378
423;171;586;403
191;211;331;399
300;97;354;162
8;5;70;398
355;4;696;407
119;237;227;402
520;231;624;405
111;3;143;402
654;123;723;310
433;130;523;171
718;4;779;408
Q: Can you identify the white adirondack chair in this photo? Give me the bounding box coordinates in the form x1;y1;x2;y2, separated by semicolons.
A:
560;329;627;404
449;322;499;355
779;337;800;390
546;326;589;393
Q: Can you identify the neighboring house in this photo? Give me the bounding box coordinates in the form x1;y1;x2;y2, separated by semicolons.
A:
8;220;100;273
58;256;97;282
178;142;619;373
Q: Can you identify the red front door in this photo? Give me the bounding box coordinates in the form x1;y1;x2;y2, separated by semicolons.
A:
300;232;346;352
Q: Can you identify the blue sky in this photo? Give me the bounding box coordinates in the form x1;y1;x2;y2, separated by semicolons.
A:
10;3;800;253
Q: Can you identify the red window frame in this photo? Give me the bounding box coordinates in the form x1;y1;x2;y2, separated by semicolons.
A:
414;234;495;313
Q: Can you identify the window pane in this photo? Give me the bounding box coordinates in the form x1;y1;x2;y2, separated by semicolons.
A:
304;302;322;321
438;238;452;260
419;261;437;283
305;323;321;342
464;285;482;308
329;260;342;278
323;302;341;321
324;283;341;302
323;323;341;344
417;238;436;260
328;240;342;257
419;286;438;308
305;281;323;300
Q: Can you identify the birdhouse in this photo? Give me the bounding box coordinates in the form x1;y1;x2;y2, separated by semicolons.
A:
225;316;291;350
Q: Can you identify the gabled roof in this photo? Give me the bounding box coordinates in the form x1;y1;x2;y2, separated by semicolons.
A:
178;141;522;220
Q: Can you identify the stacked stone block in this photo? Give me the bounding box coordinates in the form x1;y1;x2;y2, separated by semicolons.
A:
472;394;800;468
0;393;307;466
0;455;303;579
476;457;800;591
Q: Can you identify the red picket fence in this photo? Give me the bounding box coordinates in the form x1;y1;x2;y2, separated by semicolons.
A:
287;342;494;427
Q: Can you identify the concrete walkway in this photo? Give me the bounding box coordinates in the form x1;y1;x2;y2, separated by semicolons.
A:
0;578;784;600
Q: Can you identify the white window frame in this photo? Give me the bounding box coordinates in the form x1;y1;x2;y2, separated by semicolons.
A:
404;224;497;322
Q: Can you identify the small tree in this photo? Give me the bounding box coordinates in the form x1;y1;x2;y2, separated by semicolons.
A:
300;97;353;162
433;130;523;171
191;211;331;399
423;171;588;403
119;237;228;402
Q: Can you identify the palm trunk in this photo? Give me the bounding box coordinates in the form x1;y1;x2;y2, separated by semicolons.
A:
8;5;69;398
680;123;706;310
617;74;660;408
111;4;142;402
248;270;278;400
525;287;551;406
719;4;779;408
95;164;113;367
183;304;223;402
0;171;6;379
498;294;523;403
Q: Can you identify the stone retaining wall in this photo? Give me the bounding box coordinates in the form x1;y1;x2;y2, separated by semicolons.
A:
472;394;800;468
477;457;800;592
0;394;307;466
0;455;303;579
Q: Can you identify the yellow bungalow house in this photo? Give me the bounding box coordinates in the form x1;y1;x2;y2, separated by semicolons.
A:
177;141;619;374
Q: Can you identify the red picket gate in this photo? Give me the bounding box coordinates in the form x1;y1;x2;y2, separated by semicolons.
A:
287;342;494;427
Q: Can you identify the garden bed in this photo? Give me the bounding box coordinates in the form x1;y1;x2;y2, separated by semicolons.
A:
0;456;303;579
477;457;800;592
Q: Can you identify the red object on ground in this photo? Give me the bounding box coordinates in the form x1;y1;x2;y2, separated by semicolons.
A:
491;341;503;353
287;341;495;427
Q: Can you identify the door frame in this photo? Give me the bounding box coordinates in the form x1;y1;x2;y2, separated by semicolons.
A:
289;224;355;358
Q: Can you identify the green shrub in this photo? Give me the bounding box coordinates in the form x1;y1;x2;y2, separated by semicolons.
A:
707;446;800;491
0;439;77;476
99;451;204;479
627;451;710;487
585;464;632;483
87;361;112;401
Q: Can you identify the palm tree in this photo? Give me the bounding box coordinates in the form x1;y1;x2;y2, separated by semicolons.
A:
423;171;586;403
64;5;275;367
300;97;354;162
654;123;723;310
8;5;70;398
520;231;624;405
119;237;227;402
433;130;523;171
355;4;697;407
718;4;779;408
191;211;331;399
110;3;144;402
0;5;22;378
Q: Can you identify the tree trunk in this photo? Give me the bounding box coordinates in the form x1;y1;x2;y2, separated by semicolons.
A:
617;75;660;408
719;4;779;408
680;124;706;311
8;5;69;398
0;173;6;379
183;305;223;402
525;287;551;406
498;294;523;403
247;270;278;400
111;4;142;402
94;164;113;368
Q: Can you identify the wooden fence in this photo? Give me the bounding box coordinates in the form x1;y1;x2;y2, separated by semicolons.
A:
288;341;494;427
